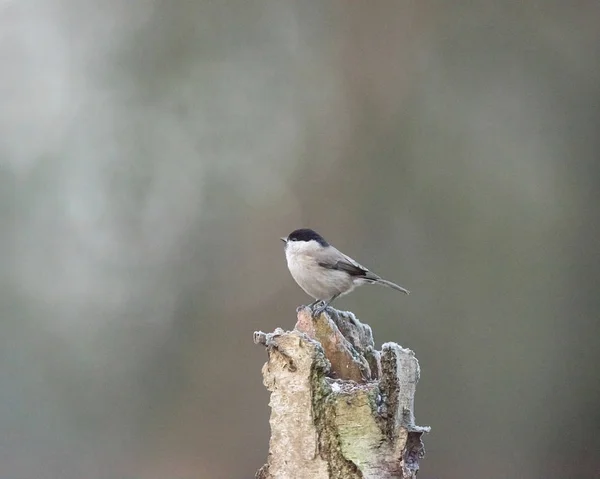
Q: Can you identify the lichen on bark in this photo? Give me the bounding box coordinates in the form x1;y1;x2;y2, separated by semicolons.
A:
254;308;429;479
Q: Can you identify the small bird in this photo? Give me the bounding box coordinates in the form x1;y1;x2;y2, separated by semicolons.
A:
281;228;409;317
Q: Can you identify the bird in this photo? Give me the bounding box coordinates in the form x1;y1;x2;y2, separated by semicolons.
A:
280;228;409;317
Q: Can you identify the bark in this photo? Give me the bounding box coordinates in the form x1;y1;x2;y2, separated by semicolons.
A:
254;307;430;479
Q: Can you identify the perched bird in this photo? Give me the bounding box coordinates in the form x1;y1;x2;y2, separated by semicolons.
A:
281;228;409;316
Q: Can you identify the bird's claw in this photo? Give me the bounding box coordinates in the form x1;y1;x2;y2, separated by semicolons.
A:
296;301;328;318
311;303;328;318
297;302;319;314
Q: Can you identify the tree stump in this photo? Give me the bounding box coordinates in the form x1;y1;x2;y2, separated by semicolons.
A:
254;307;430;479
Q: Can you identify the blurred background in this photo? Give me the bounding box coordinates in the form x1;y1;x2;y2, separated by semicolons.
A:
2;1;600;478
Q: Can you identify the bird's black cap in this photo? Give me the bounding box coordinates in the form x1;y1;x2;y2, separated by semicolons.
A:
286;228;329;246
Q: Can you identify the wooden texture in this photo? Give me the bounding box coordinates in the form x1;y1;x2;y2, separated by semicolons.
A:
254;307;430;478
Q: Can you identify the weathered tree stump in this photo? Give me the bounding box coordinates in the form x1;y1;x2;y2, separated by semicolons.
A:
254;307;430;479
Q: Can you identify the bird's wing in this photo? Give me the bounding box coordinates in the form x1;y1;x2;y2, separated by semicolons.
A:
317;245;410;294
317;247;380;280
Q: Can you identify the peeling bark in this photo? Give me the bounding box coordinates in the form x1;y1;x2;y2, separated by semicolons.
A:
254;308;430;479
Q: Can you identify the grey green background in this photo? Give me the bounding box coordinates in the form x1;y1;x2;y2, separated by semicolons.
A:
2;1;599;478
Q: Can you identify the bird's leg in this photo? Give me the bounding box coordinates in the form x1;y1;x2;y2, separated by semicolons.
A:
308;299;322;309
298;299;322;313
312;294;340;318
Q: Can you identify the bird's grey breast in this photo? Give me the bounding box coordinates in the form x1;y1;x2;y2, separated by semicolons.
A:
285;243;354;299
285;245;323;291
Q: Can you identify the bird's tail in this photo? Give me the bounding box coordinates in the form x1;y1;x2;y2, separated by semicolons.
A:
374;278;410;295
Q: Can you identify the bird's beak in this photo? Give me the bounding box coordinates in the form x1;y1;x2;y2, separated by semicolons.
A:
280;237;287;243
